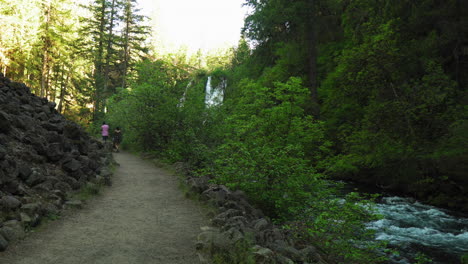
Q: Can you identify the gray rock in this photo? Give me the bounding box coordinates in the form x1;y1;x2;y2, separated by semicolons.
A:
223;227;244;243
252;245;275;263
0;195;21;209
42;202;60;216
20;212;31;223
21;203;40;215
277;255;295;264
0;224;25;242
224;216;248;231
253;218;269;231
20;212;40;227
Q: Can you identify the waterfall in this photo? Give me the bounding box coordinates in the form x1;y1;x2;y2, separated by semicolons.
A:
178;81;192;107
205;76;225;107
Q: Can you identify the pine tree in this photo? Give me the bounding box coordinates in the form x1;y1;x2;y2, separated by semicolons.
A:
118;0;149;89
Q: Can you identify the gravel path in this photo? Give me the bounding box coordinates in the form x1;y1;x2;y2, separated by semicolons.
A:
0;152;207;264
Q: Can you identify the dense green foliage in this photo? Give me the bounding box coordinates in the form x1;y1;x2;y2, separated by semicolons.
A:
104;1;467;263
2;0;466;262
0;0;149;124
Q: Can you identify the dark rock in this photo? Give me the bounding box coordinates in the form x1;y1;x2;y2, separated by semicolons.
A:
252;245;275;263
3;180;21;195
26;170;45;186
45;131;62;144
41;202;59;216
54;181;72;193
18;163;32;181
62;159;81;172
63;122;81;140
31;140;46;156
20;212;40;227
19;95;30;105
46;143;64;162
41;105;51;115
35;112;48;121
223;216;248;231
41;122;63;133
0;146;6;160
187;176;209;193
64;176;80;190
33;181;54;192
49;115;63;124
0;111;11;134
0;234;8;251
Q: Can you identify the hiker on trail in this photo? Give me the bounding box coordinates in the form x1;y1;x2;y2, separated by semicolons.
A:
101;121;109;142
113;127;122;152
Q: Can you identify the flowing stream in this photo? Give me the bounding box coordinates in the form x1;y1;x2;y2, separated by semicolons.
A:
367;196;468;263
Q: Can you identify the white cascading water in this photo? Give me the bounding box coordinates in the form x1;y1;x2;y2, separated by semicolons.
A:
177;81;192;108
205;76;225;107
367;196;468;263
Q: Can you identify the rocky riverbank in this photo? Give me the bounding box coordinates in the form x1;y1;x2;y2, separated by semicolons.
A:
175;163;328;264
0;74;112;251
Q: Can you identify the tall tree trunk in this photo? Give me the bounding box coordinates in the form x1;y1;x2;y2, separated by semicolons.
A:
121;0;130;89
308;0;320;117
104;0;117;95
93;0;108;121
41;1;52;98
57;63;67;113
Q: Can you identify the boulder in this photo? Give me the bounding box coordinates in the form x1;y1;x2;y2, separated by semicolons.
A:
26;170;46;186
0;195;21;209
253;218;269;231
252;245;275;263
62;159;81;172
2;220;25;240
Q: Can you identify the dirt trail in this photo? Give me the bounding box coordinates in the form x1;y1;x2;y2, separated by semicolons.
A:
0;152;207;264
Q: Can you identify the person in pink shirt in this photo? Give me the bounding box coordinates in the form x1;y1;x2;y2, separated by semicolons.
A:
101;121;110;142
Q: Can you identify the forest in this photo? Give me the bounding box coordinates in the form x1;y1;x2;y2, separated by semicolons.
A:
1;0;467;263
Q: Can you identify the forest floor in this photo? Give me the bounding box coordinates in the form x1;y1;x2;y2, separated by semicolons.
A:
0;152;208;264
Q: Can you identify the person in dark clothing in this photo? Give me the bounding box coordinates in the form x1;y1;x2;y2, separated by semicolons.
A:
113;127;122;152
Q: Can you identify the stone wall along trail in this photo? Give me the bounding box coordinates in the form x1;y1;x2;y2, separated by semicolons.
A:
0;152;207;264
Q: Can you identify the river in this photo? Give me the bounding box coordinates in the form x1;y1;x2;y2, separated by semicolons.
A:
366;195;468;263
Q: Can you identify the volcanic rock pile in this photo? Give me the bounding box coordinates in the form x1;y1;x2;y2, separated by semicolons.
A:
177;164;328;264
0;74;111;251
